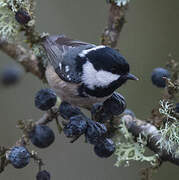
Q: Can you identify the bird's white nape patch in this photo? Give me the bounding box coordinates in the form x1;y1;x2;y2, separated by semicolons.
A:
82;61;120;89
79;45;105;58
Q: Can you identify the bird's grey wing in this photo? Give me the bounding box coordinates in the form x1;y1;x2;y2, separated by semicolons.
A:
42;34;94;83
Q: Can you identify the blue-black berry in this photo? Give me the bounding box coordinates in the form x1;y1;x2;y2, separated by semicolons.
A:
103;92;126;115
94;138;115;158
123;109;135;118
36;170;50;180
35;88;57;111
91;103;113;123
151;68;170;88
15;9;31;25
85;120;107;145
29;125;55;148
8;146;30;168
63;115;87;137
59;101;82;120
0;66;22;86
175;103;179;113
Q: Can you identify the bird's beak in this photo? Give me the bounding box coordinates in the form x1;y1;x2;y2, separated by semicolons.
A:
126;73;139;80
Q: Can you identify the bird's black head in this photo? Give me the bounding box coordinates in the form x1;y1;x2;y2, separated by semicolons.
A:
77;46;138;97
80;46;129;75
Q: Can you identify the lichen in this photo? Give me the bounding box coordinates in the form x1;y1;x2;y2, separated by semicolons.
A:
159;100;176;121
115;0;130;6
3;0;31;12
114;118;159;167
156;100;179;154
106;0;130;6
0;0;35;41
0;6;20;41
32;43;48;68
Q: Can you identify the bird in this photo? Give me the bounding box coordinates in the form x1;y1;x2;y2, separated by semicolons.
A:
42;35;138;110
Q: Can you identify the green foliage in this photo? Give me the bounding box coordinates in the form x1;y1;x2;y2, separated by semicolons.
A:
156;100;179;154
114;118;159;167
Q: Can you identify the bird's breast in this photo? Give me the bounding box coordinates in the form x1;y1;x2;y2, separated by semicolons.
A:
45;65;109;109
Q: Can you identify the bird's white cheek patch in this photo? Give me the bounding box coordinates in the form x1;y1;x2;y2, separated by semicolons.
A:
82;61;120;89
96;71;119;86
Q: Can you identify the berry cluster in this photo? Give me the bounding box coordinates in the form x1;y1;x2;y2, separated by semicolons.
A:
7;88;57;179
7;88;135;178
60;101;118;158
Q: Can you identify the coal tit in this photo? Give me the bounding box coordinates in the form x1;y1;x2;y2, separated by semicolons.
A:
42;35;138;109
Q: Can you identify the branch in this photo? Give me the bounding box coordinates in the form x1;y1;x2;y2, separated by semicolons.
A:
122;115;179;166
101;2;128;48
0;38;44;80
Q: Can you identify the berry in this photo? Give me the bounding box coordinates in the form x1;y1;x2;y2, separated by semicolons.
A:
15;9;31;25
59;101;82;120
90;93;126;123
151;68;170;88
63;115;87;137
91;103;113;123
94;138;115;158
8;146;30;168
36;170;50;180
29;125;55;148
103;92;126;115
35;88;57;111
0;66;22;86
175;103;179;113
123;109;135;118
85;120;107;145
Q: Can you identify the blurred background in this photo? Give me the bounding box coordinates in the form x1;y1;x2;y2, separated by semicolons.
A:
0;0;179;179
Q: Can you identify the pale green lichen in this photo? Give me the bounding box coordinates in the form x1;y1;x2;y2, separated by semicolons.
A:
106;0;130;6
156;100;179;154
115;0;130;6
114;118;159;167
0;0;35;41
159;100;176;121
3;0;30;12
0;7;20;41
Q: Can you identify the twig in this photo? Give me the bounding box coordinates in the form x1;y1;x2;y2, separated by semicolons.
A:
0;38;44;80
122;115;179;166
101;2;128;48
35;107;59;125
